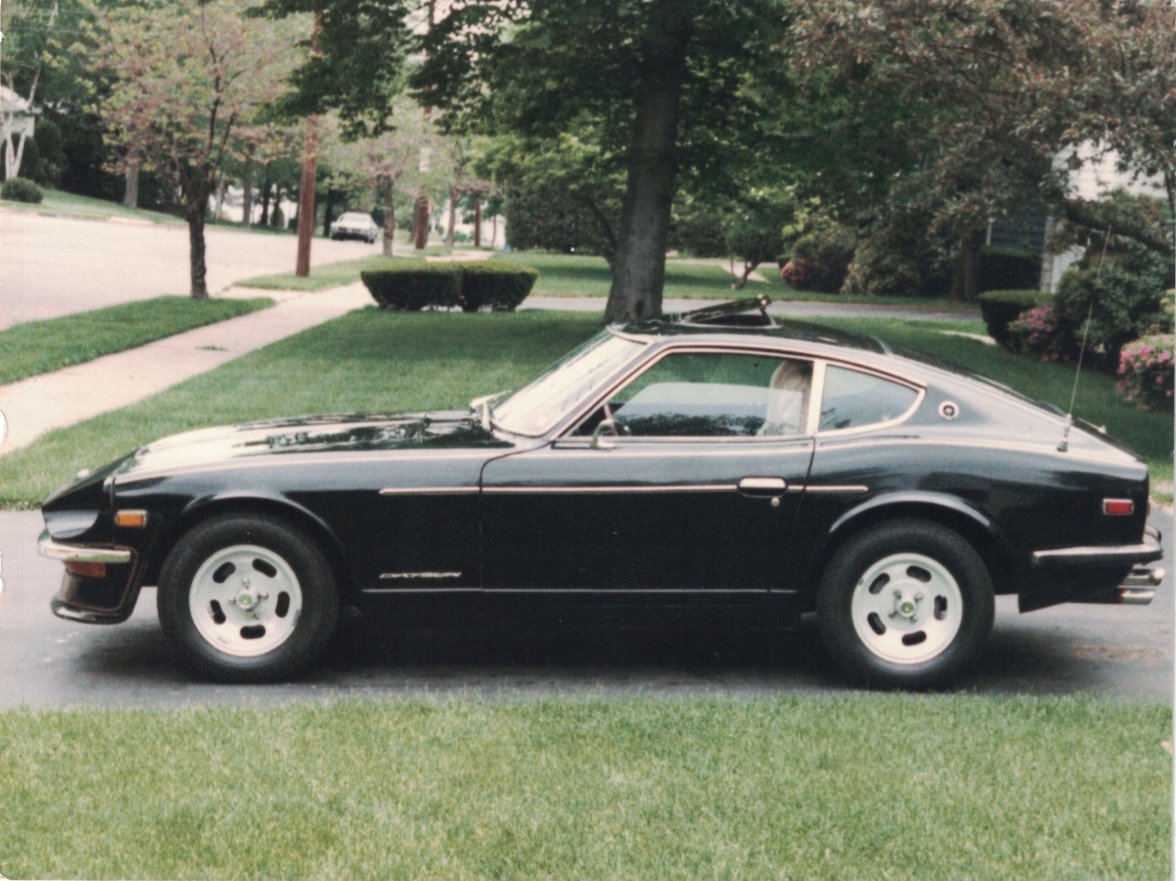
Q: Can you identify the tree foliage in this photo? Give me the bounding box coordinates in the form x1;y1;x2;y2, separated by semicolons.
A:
92;0;306;296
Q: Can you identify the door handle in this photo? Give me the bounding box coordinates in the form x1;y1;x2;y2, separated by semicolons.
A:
738;477;788;496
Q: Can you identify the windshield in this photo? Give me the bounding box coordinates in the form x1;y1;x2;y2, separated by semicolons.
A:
492;331;647;436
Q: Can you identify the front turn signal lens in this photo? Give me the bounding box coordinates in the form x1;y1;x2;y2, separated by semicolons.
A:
65;561;107;579
1102;499;1134;516
114;510;149;528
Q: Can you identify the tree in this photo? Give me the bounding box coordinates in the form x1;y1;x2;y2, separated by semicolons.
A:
415;0;794;321
93;0;304;297
258;0;793;319
792;0;1175;299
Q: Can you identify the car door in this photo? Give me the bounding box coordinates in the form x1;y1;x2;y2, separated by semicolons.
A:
480;348;817;593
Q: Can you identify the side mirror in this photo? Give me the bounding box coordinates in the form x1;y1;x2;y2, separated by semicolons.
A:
590;416;618;450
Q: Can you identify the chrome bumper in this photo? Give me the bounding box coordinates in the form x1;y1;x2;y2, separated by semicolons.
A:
1032;523;1163;568
38;531;132;564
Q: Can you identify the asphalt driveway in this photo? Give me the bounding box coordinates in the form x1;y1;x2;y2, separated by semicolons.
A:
2;508;1170;708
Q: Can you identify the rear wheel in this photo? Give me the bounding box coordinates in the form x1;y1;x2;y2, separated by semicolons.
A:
816;520;993;688
157;514;339;683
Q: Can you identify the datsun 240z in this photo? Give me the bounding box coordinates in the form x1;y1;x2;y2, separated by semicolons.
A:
40;299;1164;687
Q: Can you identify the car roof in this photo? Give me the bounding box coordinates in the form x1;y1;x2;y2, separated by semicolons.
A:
614;298;887;355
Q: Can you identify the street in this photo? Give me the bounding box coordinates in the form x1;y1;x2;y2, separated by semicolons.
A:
2;508;1170;707
0;209;383;328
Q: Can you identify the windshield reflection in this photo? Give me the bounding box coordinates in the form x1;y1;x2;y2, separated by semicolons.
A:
492;331;647;436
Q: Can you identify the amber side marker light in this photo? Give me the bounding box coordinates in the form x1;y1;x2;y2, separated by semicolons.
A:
65;561;107;579
115;510;149;528
1102;499;1134;516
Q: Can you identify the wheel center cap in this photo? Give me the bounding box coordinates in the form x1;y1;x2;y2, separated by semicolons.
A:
892;589;922;622
237;590;257;610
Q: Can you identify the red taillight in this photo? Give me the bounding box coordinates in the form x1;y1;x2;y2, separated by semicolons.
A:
1102;499;1134;516
65;561;107;579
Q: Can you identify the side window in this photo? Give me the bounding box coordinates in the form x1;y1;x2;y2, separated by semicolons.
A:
578;352;813;438
819;365;918;431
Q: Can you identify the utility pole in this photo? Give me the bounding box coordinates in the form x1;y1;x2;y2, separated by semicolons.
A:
413;0;437;251
295;16;322;277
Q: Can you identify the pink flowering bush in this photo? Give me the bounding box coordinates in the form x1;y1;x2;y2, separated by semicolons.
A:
1008;305;1066;362
1118;335;1174;410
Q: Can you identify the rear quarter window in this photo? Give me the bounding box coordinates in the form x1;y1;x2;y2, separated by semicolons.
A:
820;365;918;432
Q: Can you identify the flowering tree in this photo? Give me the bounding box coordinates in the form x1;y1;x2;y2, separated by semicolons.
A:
93;0;305;297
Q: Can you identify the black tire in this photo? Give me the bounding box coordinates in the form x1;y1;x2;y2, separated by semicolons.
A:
816;520;994;688
157;514;339;683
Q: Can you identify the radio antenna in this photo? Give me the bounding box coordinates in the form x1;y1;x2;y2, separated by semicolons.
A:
1058;225;1112;452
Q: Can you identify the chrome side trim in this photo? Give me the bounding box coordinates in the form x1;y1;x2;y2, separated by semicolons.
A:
38;533;133;564
484;484;735;495
792;484;870;494
379;487;479;496
379;571;463;580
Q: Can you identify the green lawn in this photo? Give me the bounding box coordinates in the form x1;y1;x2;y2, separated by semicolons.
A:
0;187;183;225
0;296;273;386
0;310;1168;507
0;696;1168;880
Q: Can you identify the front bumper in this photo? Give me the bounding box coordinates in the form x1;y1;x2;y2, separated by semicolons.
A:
38;530;141;623
1023;523;1164;610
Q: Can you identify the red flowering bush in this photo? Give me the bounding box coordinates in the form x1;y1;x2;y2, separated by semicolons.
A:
1008;305;1066;362
779;259;810;287
1118;335;1174;410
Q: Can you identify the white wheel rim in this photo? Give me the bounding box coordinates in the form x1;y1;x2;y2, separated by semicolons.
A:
849;552;964;666
188;544;303;658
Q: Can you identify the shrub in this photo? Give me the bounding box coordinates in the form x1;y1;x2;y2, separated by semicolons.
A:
779;259;807;287
979;246;1040;292
1;177;44;203
790;220;854;293
978;289;1045;349
1118;335;1174;410
458;263;538;312
1052;259;1167;372
1007;305;1065;362
360;262;462;310
840;211;951;299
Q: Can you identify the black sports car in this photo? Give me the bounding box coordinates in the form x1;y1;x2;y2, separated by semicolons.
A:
39;299;1164;686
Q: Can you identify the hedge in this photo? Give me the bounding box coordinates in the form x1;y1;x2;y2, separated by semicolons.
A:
977;289;1046;349
360;261;537;312
1;177;44;203
360;262;461;311
458;263;539;312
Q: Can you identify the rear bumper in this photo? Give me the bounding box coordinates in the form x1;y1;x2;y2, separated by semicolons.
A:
1031;523;1163;568
38;530;141;624
1021;524;1163;611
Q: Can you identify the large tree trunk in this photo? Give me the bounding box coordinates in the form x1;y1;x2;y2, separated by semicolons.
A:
185;196;210;299
413;189;430;250
123;149;141;209
949;228;985;302
603;1;693;323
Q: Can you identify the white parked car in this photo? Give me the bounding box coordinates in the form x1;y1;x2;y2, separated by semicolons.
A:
329;211;379;243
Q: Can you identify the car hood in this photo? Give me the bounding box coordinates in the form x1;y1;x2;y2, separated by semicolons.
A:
116;411;508;478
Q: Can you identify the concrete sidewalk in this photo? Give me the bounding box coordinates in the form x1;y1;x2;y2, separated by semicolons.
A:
0;282;370;456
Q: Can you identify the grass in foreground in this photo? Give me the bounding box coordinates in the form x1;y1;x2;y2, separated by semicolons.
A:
0;310;1169;507
0;296;273;386
0;696;1169;880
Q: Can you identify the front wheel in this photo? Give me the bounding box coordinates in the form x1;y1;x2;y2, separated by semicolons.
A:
816;520;994;688
157;514;339;683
